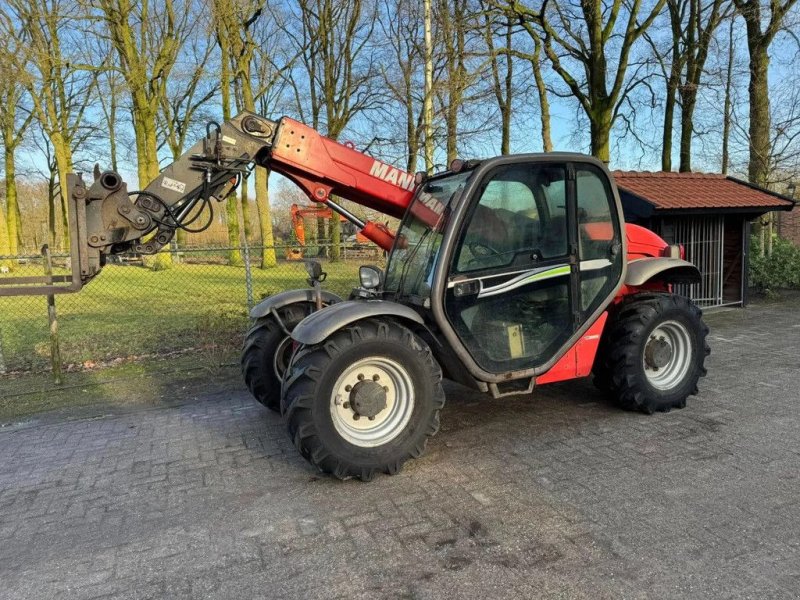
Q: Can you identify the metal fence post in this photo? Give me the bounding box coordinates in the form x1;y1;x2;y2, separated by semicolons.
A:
42;245;63;384
0;324;6;375
243;242;254;310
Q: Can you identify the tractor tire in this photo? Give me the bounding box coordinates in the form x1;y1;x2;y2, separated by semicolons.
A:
594;293;710;414
282;318;445;481
241;302;314;412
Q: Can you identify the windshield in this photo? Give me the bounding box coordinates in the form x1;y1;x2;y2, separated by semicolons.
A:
384;171;472;301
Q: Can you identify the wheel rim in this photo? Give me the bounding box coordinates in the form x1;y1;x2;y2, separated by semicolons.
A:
329;356;415;448
643;320;693;391
273;336;293;380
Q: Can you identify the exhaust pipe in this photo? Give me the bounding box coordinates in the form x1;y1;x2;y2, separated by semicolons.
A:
99;171;122;192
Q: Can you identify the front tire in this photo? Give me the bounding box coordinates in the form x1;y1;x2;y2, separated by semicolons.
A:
596;293;710;414
282;318;445;481
241;302;314;412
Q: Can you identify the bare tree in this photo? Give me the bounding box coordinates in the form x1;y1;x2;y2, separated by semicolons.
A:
502;0;666;162
94;0;196;268
214;0;299;268
483;15;515;154
485;3;552;152
3;0;100;251
377;0;427;172
0;39;34;264
289;0;378;260
670;0;732;172
438;0;479;164
732;0;799;185
157;33;217;249
721;13;736;174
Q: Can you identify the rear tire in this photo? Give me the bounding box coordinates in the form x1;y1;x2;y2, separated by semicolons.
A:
241;302;313;412
594;293;710;414
282;318;445;481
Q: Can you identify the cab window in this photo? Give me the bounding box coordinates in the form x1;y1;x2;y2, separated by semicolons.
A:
454;164;568;273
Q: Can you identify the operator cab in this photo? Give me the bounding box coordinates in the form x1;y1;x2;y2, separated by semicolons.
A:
384;155;625;379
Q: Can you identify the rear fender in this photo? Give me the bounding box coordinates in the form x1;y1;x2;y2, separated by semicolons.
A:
291;299;425;346
249;289;343;320
625;257;701;287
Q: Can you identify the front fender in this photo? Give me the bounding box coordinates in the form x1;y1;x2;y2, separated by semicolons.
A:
625;257;701;286
249;288;343;320
291;299;425;346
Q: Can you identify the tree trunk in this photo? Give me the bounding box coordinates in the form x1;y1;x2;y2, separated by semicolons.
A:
530;42;552;152
0;171;11;269
678;88;697;172
590;109;612;162
48;172;57;248
721;17;734;175
746;42;771;186
423;0;434;172
662;72;680;171
146;110;174;269
4;148;19;256
225;197;244;266
51;138;73;252
240;186;252;241
108;90;118;172
329;211;341;261
255;167;277;268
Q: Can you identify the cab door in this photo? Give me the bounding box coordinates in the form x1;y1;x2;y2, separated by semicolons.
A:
442;160;623;375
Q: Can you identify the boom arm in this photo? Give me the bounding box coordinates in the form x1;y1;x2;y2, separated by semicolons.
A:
9;112;416;294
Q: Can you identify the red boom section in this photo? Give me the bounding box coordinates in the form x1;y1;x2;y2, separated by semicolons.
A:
269;118;415;220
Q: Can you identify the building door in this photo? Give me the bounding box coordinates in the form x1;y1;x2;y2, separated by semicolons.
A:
658;215;740;308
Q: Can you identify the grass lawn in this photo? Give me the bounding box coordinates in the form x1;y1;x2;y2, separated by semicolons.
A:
0;260;363;373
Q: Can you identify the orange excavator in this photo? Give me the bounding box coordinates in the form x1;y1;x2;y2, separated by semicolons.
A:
287;203;369;259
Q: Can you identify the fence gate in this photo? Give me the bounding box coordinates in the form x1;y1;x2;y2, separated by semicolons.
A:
658;216;726;308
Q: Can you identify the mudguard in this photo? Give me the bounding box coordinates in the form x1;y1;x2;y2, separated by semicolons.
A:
291;299;425;346
249;288;343;319
625;257;701;286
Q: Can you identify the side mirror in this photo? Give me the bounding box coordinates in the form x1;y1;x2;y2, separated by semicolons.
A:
304;259;326;283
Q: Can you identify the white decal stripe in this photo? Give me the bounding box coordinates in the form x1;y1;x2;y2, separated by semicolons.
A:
478;264;570;298
450;258;613;298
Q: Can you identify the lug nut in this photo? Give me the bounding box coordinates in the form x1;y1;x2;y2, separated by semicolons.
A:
343;402;350;409
345;385;352;392
383;386;389;392
353;414;360;421
368;416;375;421
357;374;365;381
372;374;380;381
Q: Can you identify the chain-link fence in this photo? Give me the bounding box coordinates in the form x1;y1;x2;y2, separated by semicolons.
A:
0;243;383;375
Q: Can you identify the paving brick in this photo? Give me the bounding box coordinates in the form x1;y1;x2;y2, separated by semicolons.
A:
2;300;800;599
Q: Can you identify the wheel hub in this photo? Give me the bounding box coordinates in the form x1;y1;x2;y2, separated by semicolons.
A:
645;337;673;369
330;357;415;448
349;380;387;418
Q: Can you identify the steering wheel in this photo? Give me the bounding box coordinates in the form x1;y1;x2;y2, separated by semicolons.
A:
468;241;501;258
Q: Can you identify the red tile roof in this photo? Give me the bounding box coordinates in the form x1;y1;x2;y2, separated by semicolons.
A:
612;171;795;212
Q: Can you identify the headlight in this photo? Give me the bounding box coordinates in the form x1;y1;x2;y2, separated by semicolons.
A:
359;265;383;290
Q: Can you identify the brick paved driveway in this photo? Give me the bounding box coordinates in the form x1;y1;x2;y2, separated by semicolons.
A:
1;300;799;599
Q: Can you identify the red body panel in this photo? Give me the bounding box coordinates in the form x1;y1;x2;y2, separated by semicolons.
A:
536;313;608;384
624;223;669;260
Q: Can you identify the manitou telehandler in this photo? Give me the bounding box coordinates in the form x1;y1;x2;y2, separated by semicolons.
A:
1;112;709;480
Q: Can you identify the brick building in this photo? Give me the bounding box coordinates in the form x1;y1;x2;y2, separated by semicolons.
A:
778;206;800;247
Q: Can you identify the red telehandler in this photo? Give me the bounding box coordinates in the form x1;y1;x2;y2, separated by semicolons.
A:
0;112;709;480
